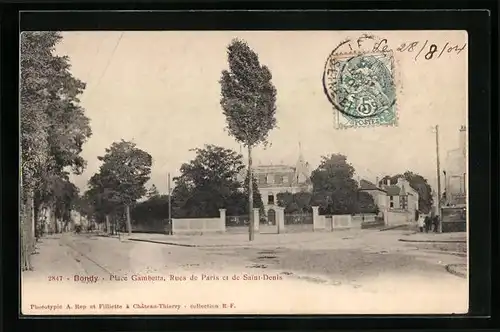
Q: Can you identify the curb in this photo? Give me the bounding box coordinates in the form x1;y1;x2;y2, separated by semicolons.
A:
398;239;466;244
445;264;467;278
128;238;299;249
129;238;200;247
380;225;410;232
128;238;251;248
422;249;467;258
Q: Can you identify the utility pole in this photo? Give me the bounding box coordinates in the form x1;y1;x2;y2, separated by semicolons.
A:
167;172;172;235
435;125;442;233
463;172;466;194
443;170;448;205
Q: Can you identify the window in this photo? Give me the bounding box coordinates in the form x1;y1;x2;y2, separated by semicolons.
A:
400;196;407;209
274;174;283;184
258;174;267;184
268;194;275;205
283;176;289;184
389;196;394;208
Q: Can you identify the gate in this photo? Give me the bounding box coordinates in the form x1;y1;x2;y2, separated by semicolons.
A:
267;209;276;225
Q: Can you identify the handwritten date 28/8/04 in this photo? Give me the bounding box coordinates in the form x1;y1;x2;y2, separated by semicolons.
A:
373;39;467;61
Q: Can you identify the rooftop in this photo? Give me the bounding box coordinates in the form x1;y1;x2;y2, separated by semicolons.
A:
359;179;386;192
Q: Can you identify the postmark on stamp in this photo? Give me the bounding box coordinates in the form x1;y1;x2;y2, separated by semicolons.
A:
323;35;398;129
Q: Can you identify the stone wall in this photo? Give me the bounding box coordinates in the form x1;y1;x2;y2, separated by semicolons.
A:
312;207;352;231
384;210;411;226
172;209;226;235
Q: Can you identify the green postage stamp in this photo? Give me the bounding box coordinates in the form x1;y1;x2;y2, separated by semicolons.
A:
323;50;397;129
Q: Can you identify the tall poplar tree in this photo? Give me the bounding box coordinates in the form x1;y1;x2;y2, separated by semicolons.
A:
219;39;277;241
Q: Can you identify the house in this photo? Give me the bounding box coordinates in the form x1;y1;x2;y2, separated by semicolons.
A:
445;125;467;206
237;146;313;216
359;176;419;224
359;179;388;213
380;177;419;214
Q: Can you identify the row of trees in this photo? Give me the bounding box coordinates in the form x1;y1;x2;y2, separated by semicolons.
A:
79;144;379;231
79;144;264;232
78;139;434;232
20;32;92;270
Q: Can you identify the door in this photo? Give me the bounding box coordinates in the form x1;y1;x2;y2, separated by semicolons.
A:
267;209;276;225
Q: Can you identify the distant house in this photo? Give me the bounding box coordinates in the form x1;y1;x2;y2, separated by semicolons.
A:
445;125;467;206
237;148;313;216
359;179;388;212
359;177;419;223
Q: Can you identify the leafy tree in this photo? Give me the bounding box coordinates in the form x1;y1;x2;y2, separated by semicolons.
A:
220;38;277;241
357;191;378;214
170;179;194;219
88;140;152;235
34;174;80;234
310;154;358;214
20;31;91;270
277;192;294;212
131;194;170;231
380;171;433;213
75;193;96;222
243;171;265;216
147;184;160;198
225;191;248;216
172;145;247;218
292;192;313;213
277;192;313;214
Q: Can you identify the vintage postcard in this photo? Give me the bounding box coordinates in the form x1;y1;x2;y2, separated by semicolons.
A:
20;30;468;315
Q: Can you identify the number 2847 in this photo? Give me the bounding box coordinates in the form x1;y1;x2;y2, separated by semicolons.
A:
48;276;63;282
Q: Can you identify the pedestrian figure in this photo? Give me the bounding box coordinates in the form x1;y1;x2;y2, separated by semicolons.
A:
424;216;431;233
417;215;425;233
433;215;440;233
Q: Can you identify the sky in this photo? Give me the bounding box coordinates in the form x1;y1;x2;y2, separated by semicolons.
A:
54;30;468;195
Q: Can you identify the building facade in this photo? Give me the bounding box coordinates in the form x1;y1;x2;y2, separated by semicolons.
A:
380;177;419;217
444;125;467;206
360;176;419;223
239;150;313;216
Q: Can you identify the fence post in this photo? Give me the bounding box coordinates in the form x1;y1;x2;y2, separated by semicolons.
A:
346;215;353;228
219;209;226;233
276;207;285;234
252;208;260;233
312;206;324;231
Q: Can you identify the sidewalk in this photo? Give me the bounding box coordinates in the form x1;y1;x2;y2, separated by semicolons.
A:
22;235;86;280
446;263;467;278
398;231;466;243
127;232;340;248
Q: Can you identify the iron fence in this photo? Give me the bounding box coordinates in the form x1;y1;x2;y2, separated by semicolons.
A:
226;215;249;227
284;213;313;225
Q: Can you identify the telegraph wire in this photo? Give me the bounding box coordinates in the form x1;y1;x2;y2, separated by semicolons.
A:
85;31;125;100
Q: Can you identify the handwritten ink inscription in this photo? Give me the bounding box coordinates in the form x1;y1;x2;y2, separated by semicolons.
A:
372;39;467;61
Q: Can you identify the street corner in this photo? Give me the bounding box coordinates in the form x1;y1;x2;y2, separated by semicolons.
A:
445;263;467;278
